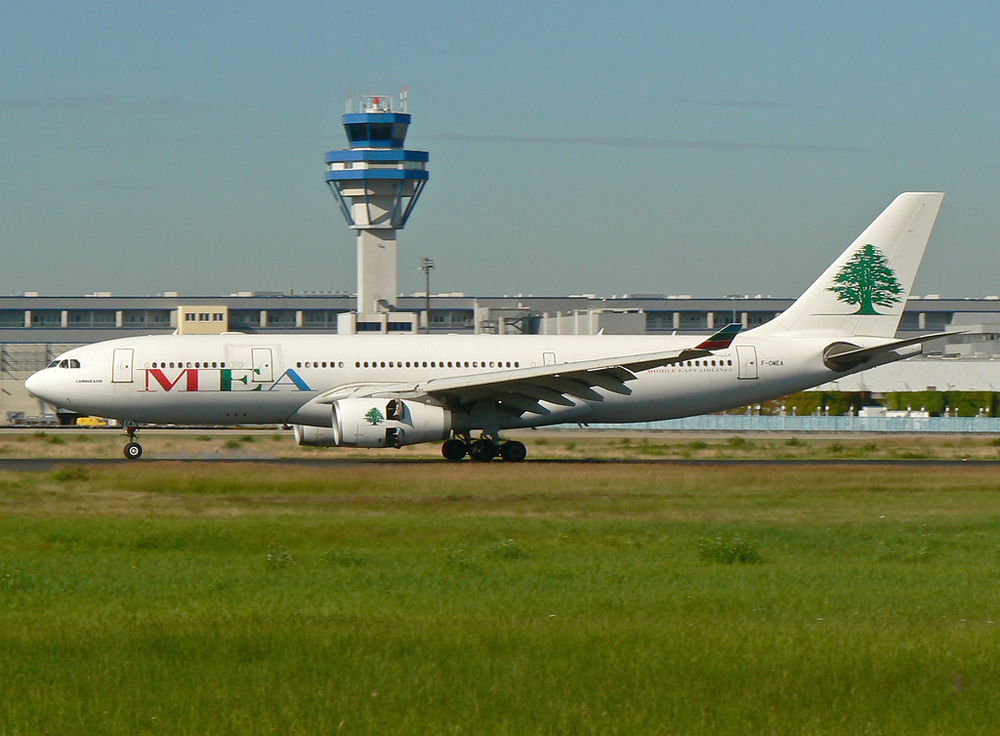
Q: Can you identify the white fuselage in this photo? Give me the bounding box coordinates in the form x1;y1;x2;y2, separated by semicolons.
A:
25;330;866;430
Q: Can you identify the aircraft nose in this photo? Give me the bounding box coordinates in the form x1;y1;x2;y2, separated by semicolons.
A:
24;370;46;399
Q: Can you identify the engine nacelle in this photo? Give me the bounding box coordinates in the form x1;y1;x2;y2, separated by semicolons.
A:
293;424;340;447
294;398;452;448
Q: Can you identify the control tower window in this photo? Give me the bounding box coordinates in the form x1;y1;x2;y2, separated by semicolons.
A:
345;123;368;142
368;123;393;141
391;122;407;145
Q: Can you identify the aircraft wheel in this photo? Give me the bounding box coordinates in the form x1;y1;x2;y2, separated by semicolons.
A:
442;438;469;462
469;439;497;462
500;440;527;462
124;442;143;460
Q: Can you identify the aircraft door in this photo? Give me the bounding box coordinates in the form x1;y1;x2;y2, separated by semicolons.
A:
736;346;758;380
112;348;134;384
251;348;273;382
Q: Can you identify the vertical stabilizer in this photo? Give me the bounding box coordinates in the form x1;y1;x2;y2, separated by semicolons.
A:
753;192;944;338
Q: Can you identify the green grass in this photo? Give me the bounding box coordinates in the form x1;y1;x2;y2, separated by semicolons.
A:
1;462;1000;734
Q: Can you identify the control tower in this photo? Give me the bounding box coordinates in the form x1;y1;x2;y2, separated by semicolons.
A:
325;89;429;321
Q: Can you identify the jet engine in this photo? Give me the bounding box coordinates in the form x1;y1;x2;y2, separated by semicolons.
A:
293;398;452;448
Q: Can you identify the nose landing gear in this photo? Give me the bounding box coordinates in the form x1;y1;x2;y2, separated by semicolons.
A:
123;422;143;460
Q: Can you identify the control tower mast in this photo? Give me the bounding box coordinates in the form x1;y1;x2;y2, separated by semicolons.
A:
325;89;429;318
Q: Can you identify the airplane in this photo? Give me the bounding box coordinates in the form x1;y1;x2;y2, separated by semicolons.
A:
25;192;947;462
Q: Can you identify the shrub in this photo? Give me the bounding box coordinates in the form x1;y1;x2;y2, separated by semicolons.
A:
321;549;367;567
878;539;936;564
698;534;763;564
486;538;525;560
266;548;295;568
50;465;90;484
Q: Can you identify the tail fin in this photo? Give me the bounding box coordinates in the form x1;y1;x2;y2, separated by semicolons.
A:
753;192;944;338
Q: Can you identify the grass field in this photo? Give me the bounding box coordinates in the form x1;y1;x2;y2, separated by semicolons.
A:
2;434;1000;734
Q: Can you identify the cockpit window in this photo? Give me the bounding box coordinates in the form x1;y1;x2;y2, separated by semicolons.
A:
47;360;60;368
69;359;80;368
59;360;69;368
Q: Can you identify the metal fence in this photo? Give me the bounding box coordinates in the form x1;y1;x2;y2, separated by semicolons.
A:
595;415;1000;433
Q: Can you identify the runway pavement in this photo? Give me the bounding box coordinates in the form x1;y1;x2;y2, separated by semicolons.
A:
2;457;997;473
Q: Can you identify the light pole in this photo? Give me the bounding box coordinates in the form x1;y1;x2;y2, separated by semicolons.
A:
725;294;742;325
419;257;434;333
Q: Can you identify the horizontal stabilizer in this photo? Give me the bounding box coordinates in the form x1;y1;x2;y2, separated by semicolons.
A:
823;332;952;372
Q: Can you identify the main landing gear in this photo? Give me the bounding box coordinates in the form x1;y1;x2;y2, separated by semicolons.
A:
122;422;143;460
441;434;527;463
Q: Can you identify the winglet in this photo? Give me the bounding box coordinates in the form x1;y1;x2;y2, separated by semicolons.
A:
695;323;741;350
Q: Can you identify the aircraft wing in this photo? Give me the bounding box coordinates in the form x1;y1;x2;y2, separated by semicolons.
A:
316;324;741;416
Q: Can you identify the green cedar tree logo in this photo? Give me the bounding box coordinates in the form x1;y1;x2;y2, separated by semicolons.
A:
826;243;903;315
364;407;385;426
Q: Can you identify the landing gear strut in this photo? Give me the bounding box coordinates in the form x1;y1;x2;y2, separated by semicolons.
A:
123;422;142;460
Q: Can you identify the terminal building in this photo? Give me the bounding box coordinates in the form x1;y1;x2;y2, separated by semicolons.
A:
3;290;1000;424
5;91;998;424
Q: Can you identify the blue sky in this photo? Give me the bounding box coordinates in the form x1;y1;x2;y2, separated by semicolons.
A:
3;1;998;299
